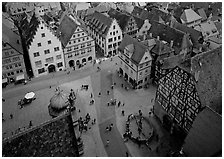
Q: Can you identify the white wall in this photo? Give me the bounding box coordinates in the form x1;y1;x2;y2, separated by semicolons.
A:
28;22;65;77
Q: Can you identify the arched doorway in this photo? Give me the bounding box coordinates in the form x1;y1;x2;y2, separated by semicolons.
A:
163;115;172;131
88;56;92;61
76;60;80;66
69;60;74;67
82;58;86;63
48;65;56;73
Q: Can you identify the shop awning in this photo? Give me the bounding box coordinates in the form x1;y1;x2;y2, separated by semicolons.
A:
16;74;25;81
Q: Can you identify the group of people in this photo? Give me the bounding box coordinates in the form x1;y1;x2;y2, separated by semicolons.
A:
78;113;96;134
105;123;114;132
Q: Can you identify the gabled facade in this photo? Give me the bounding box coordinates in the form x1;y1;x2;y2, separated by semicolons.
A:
84;11;123;57
154;66;202;133
24;14;65;78
108;8;139;36
57;15;95;70
135;19;151;37
118;34;152;89
2;24;26;83
194;20;219;40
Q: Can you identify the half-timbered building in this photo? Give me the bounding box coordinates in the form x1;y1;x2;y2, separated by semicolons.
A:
154;66;202;133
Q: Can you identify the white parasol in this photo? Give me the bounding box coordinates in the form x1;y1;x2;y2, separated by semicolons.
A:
24;92;35;99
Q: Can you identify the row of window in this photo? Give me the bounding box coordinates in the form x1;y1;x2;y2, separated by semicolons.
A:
109;30;119;36
67;48;92;58
7;69;23;77
37;39;58;48
66;42;91;52
68;36;90;45
4;50;16;56
3;56;21;63
72;31;85;38
108;36;121;43
35;55;62;67
4;63;22;70
33;47;60;57
37;62;63;74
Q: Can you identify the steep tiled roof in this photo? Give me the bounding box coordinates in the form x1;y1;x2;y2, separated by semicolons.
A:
119;34;148;65
131;6;144;17
195;21;219;38
148;8;172;24
149;21;192;54
25;14;41;46
107;8;130;31
172;20;203;49
2;23;23;54
133;16;144;29
191;46;222;114
56;15;78;48
2;113;78;157
180;9;202;24
41;14;53;25
161;54;191;73
197;8;207;21
183;107;221;157
85;11;113;37
151;39;174;56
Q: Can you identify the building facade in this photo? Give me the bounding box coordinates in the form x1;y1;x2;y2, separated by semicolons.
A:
118;34;152;89
84;11;123;57
2;25;26;83
57;15;95;70
154;66;202;133
25;15;65;78
108;8;140;37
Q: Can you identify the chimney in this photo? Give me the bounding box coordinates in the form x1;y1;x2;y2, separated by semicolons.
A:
157;36;160;40
170;40;174;48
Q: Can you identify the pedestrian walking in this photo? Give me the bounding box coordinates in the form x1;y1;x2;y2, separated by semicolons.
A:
111;85;114;89
10;114;13;119
126;152;129;157
106;140;110;147
107;102;110;106
90;93;93;98
122;110;125;116
107;90;110;95
110;123;113;130
2;98;5;102
113;82;116;86
122;102;125;107
29;120;33;128
106;126;109;132
98;92;101;97
118;101;121;107
121;83;124;88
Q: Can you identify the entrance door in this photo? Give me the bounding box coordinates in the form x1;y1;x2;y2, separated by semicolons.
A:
48;65;56;73
163;115;172;131
69;60;74;67
119;68;123;75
